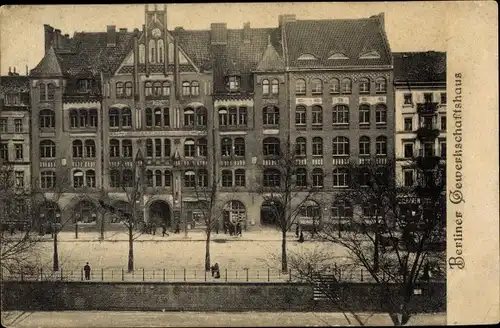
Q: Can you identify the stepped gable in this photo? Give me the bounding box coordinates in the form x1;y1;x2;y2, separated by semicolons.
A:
393;51;446;83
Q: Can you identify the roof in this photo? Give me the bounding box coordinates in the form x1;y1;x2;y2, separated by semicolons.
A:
283;18;392;68
393;52;446;83
171;29;212;70
0;76;30;94
255;38;285;72
30;47;63;77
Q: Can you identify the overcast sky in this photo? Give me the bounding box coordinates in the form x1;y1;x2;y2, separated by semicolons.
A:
0;3;448;76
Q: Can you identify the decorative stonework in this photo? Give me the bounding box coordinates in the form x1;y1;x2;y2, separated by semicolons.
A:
63;101;101;110
295;97;323;106
292;72;391;83
332;97;350;106
214;99;254;108
255;75;286;85
358;96;387;105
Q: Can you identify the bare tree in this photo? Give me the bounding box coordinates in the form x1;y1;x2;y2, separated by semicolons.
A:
255;137;323;273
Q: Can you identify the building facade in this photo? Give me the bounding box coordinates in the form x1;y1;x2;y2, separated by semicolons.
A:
28;5;395;232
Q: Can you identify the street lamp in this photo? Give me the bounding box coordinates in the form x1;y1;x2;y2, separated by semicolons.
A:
53;212;61;271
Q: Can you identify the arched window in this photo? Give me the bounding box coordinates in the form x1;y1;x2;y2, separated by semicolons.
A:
312;137;323;156
73;170;84;188
341;78;352;94
146;170;154;187
163;107;170;127
312;168;324;187
168;43;174;63
333;168;350;187
79;109;88;127
39;83;46;101
184;170;196;187
39;109;55;128
295;137;306;156
219;107;228;127
311;78;323;94
263;137;280;156
359;136;370;156
228;107;237;126
122;169;134;187
153;82;162;96
271;79;279;94
263;169;281;187
146;139;153;157
222;170;233;187
154;107;162;127
164;170;172;187
145;108;153;127
295;79;306;95
86;170;96;188
72;140;83;158
263;106;279;125
84;140;96;157
234;138;245;157
196;107;207;127
235;169;246;187
221;138;232;157
162;81;171;96
332;105;349;125
312;105;323;127
70;109;78;128
359;167;371;186
154;170;162;187
154;138;162;157
124;82;132;97
40;171;56;189
375;77;387;93
122;108;132;127
144;82;152;96
376;136;387;156
47;83;55;100
109;108;119;128
331;200;353;219
359;104;370;125
332;137;350;156
197;138;207;157
149;39;156;63
262;79;270;95
110;169;120;188
116;82;124;97
184;108;194;127
295;167;307;187
164;138;171;157
197;169;208;187
295;105;306;127
359;78;370;94
110;139;120;157
224;200;246;224
329;78;340;94
182;81;191;96
375;104;387;124
239;107;248;126
122;139;133;158
40;140;56;158
191;81;200;96
139;44;146;64
89;109;98;127
184;139;195;157
157;39;164;63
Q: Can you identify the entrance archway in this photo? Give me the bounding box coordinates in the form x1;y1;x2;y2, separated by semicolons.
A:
260;200;284;227
72;199;97;223
149;200;172;227
111;200;130;223
223;200;247;232
298;200;322;232
38;201;61;224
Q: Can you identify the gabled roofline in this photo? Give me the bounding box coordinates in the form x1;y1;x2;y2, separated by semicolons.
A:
286;65;393;72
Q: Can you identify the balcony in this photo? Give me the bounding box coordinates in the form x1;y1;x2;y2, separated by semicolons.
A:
417;102;439;115
416;127;440;141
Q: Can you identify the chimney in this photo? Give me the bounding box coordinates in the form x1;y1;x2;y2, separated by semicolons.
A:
210;23;227;45
243;22;251;43
26;65;28;76
44;24;55;53
174;27;184;32
8;67;12;76
133;28;139;35
13;67;17;76
54;29;62;48
278;14;296;28
119;28;128;33
106;25;117;46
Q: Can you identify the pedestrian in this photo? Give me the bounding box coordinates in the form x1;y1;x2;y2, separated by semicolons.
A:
162;223;167;237
223;221;228;234
298;231;304;243
295;224;300;237
151;222;156;235
237;222;242;237
84;262;91;280
215;222;219;234
213;262;220;279
175;222;180;234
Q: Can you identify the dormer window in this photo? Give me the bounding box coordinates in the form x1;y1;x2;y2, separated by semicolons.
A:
5;93;21;106
226;76;240;92
78;79;91;93
297;54;318;60
359;51;381;59
328;53;349;60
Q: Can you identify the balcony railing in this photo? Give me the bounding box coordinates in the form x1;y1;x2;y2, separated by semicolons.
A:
417;102;439;115
416;127;440;141
221;159;246;167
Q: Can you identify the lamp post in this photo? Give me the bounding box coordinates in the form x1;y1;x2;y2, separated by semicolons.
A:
53;212;60;272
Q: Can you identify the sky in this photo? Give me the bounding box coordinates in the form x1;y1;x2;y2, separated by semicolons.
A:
0;3;449;76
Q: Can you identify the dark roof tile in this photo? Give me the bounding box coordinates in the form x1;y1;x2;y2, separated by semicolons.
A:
0;76;30;93
393;52;446;82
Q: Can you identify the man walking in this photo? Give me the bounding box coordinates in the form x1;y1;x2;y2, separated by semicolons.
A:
84;262;91;280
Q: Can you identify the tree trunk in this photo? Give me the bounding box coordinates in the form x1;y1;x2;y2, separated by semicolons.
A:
374;230;380;273
53;232;59;272
205;229;211;271
100;213;105;241
281;229;287;273
127;226;134;272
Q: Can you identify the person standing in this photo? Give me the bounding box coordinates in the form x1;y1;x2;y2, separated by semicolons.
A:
298;231;304;243
84;262;91;280
151;222;156;235
161;223;168;237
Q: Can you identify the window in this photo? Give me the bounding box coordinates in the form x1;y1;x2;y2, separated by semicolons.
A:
239;107;247;126
5;93;21;105
197;169;208;188
122;139;133;158
0;143;7;161
375;104;387;124
73;170;84;188
139;44;146;64
375;77;387;93
341;78;352;94
70;109;78;128
196;107;207;127
404;143;414;158
331;201;353;219
332;137;349;156
404;118;413;131
219;108;228;127
422;116;433;129
440;141;447;159
164;170;172;187
163;107;170;127
440;92;447;104
191;81;200;96
116;82;124;97
311;79;323;94
122;108;132;127
440;116;446;131
155;138;162;157
162;81;171;97
375;136;387;156
184;171;196;187
124;82;132;97
359;167;370;186
423;142;434;157
297;54;318;60
271;79;279;94
89;109;98;127
39;109;55;128
375;167;388;186
263;169;281;187
404;169;414;187
295;79;306;94
153;82;162;96
146;170;153;187
312;137;323;156
72;140;83;158
15;171;24;188
164;139;171;157
149;39;156;63
79;109;88;127
39;83;46;101
145;108;153;127
157;39;164;63
221;138;232;157
359;105;370;125
359;136;370;156
77;80;89;93
86;170;96;188
295;106;307;127
154;108;162;127
40;171;56;189
110;170;120;188
333;105;349;125
234;138;245;157
184;139;195;157
14;144;23;160
222;170;233;187
227;76;240;92
47;83;56;100
312;168;324;187
359;78;370;93
197;138;207;157
145;82;152;96
295;137;306;156
40;140;56;158
295;168;307;187
85;140;96;157
154;170;162;187
263;137;280;156
122;169;133;187
333;168;349;187
109;108;119;128
424;93;433;103
228;107;237;126
146;139;153;157
235;169;246;187
14;119;22;133
404;93;413;105
263;106;279;126
110;139;120;157
312;106;323;128
262;79;270;95
0;119;6;132
329;78;340;94
184;108;194;127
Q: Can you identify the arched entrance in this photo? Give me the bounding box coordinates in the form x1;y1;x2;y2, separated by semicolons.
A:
38;201;61;224
223;200;246;234
298;200;322;233
111;200;130;223
72;199;97;223
260;200;284;227
148;200;172;227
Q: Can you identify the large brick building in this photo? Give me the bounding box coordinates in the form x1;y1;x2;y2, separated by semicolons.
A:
27;5;394;232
